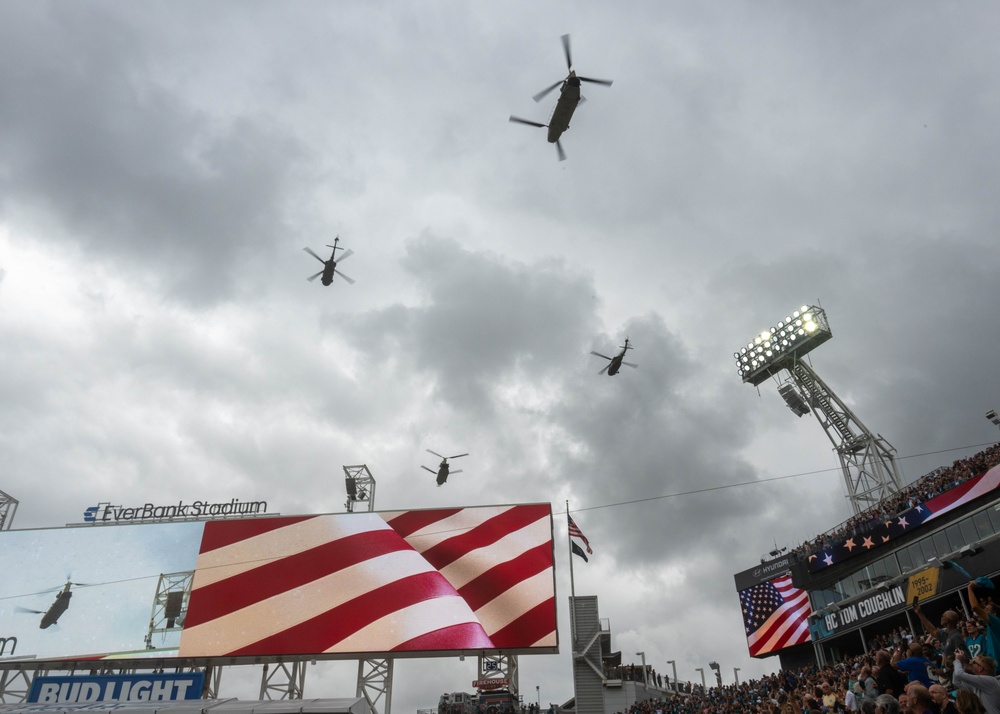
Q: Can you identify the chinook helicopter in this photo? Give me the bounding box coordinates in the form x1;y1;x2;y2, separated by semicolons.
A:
303;236;355;286
421;450;469;486
509;34;613;161
16;579;92;629
591;338;637;376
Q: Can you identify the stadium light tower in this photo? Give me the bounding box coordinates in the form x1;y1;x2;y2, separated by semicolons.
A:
735;305;903;516
344;464;376;513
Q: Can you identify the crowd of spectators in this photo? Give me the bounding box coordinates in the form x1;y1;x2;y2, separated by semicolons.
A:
791;445;1000;560
612;579;1000;714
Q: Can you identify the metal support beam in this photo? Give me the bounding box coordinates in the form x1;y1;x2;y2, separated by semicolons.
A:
0;670;32;703
356;659;393;714
789;360;903;515
259;661;306;700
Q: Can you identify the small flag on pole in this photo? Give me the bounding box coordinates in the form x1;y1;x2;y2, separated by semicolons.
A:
571;542;589;562
568;515;593;555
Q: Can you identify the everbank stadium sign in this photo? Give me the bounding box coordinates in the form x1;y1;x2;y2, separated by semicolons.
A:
82;498;269;524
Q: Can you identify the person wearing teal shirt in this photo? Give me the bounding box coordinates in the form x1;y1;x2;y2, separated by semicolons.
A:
967;581;1000;662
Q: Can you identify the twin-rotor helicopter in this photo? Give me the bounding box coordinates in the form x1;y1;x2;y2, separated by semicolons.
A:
16;578;94;629
509;34;613;161
421;450;469;486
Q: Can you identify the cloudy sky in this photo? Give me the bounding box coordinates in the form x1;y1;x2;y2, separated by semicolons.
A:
2;0;1000;709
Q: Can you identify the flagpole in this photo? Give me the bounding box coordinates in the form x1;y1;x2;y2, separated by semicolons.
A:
566;500;577;646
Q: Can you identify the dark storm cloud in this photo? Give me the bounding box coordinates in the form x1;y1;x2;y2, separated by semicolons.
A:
338;235;601;414
0;3;306;304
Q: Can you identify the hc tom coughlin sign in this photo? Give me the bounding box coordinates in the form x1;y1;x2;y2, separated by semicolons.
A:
29;673;204;703
0;505;556;663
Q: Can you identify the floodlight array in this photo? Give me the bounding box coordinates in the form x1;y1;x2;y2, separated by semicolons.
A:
735;305;831;385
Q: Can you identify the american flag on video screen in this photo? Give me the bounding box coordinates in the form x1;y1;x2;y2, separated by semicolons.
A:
179;504;555;656
740;574;811;657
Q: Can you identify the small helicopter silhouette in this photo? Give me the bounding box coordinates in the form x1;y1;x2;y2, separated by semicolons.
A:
591;338;637;376
509;34;613;161
16;579;93;629
303;236;355;286
421;450;469;486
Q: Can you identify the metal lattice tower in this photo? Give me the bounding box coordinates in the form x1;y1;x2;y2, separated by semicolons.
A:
0;489;18;531
787;360;903;514
260;662;306;700
343;464;390;714
478;653;519;702
344;464;376;513
145;571;194;650
736;305;903;517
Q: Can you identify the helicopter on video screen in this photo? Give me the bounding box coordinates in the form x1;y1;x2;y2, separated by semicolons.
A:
421;450;469;486
16;579;93;629
303;236;355;286
509;34;613;161
591;337;637;376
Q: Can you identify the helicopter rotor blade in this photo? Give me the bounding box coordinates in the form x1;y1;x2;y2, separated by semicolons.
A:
426;449;445;459
420;465;437;475
509;115;547;129
555;140;566;162
337;249;354;263
622;362;638;368
447;453;469;460
450;469;464;476
15;606;45;615
334;269;355;285
303;247;325;264
598;363;611;375
590;351;612;361
531;82;563;103
561;34;572;70
578;76;613;87
307;270;323;282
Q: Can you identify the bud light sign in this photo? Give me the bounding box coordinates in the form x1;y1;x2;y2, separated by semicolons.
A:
28;673;204;703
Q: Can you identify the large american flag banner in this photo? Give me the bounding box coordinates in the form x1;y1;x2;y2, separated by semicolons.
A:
808;463;1000;572
179;504;556;657
739;574;811;657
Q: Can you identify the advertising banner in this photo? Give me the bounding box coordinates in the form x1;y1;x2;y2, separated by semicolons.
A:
28;673;204;703
0;504;556;664
810;584;908;641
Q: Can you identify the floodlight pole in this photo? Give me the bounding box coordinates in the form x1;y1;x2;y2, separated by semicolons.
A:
787;360;903;514
736;306;903;517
